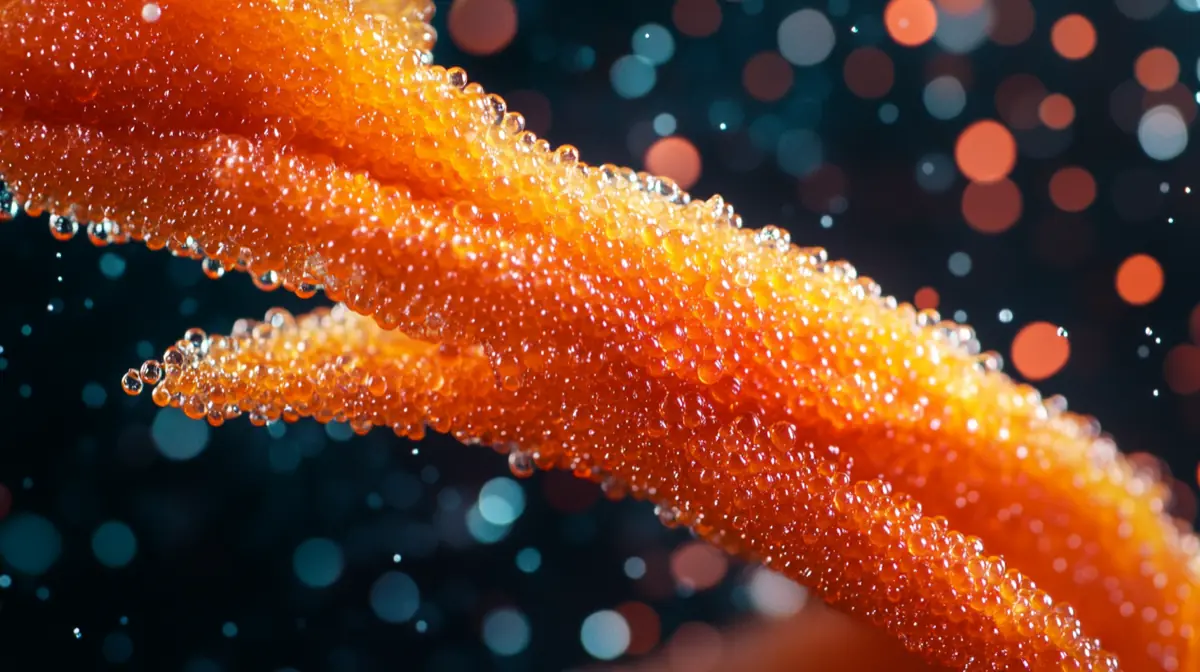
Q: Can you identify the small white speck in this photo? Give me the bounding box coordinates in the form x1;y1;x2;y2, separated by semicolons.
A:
141;3;161;23
1145;327;1154;336
820;215;833;228
73;627;81;639
850;25;859;33
1056;327;1068;338
1153;389;1160;397
998;309;1013;323
411;448;419;455
415;620;428;633
1160;182;1170;194
393;554;402;563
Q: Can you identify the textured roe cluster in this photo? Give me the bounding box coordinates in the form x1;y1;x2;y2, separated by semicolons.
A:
0;1;1197;669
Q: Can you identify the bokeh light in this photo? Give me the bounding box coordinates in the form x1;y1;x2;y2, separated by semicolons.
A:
747;568;809;618
924;75;967;120
1051;14;1096;61
915;153;957;192
632;24;674;66
1115;254;1165;306
1165;345;1200;395
1039;93;1075;130
151;407;210;460
102;631;134;664
1135;48;1181;92
933;1;991;54
1049;167;1096;212
644;136;702;190
673;0;721;38
481;607;532;656
776;129;822;177
0;513;62;575
955;120;1016;183
515;547;541;573
1138;105;1189;161
369;571;420;624
616;601;661;655
292;537;345;588
915;286;940;311
948;251;973;277
448;0;518;56
844;47;895;100
669;540;728;591
1116;0;1169;20
743;51;793;102
778;9;835;66
962;178;1022;233
988;0;1034;46
995;73;1046;131
1011;322;1071;381
580;610;630;660
610;55;657;99
92;520;138;569
477;477;525;526
886;0;938;47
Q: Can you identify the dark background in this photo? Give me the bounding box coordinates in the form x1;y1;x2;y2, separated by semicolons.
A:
1;0;1199;670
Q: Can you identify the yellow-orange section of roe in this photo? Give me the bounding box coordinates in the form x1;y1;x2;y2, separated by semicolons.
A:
0;0;1197;669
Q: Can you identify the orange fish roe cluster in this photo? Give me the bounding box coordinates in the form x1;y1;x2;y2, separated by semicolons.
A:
0;0;1198;669
134;306;1117;671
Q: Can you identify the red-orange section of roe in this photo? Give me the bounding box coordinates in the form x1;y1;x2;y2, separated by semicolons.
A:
0;1;1198;670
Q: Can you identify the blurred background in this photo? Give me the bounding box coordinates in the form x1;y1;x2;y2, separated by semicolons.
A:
1;0;1199;669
